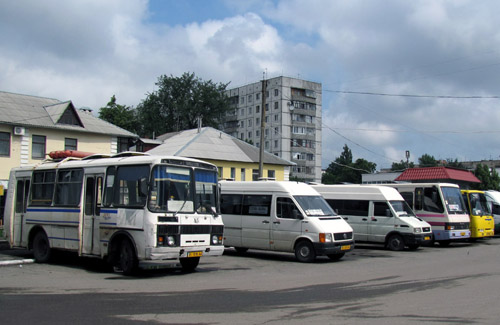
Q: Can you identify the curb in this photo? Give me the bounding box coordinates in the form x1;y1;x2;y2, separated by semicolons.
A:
0;259;35;267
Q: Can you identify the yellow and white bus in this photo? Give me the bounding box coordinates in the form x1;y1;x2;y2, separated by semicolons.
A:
461;189;495;239
3;151;224;274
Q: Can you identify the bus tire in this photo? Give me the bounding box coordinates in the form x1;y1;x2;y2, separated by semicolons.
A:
119;239;138;275
234;247;248;254
180;257;200;272
437;240;451;247
294;240;316;263
327;253;345;261
33;231;51;263
386;234;405;251
407;244;420;250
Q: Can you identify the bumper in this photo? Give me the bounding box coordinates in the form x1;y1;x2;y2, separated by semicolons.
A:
145;245;225;261
313;240;355;255
433;229;471;241
402;233;433;245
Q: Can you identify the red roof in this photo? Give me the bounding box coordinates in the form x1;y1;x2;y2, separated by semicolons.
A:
395;167;480;183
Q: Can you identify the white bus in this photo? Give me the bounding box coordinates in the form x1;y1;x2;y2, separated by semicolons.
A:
312;185;433;251
220;181;354;262
384;183;470;246
3;151;224;274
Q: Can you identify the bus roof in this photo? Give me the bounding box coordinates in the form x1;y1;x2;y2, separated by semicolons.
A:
312;184;403;201
220;181;320;196
10;153;217;172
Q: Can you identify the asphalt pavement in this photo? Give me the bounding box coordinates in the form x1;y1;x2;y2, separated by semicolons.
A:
0;239;34;266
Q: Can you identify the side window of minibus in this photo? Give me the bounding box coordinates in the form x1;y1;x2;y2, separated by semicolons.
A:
423;187;444;213
276;197;301;219
400;192;414;208
373;202;391;217
221;194;242;214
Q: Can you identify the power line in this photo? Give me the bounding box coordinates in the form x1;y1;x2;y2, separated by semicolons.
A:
325;89;500;99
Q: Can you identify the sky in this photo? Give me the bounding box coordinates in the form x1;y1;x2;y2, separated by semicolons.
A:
2;0;500;171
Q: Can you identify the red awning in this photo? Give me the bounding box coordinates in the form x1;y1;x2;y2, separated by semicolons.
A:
395;167;480;183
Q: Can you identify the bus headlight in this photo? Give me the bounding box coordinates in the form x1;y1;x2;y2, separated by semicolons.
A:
212;235;222;245
167;235;176;246
414;228;422;233
319;233;332;243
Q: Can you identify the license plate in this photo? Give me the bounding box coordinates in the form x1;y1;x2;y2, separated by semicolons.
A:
424;236;431;241
187;251;203;258
461;232;465;236
341;245;351;251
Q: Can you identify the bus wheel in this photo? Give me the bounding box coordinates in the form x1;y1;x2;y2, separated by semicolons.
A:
33;231;51;263
327;253;345;261
234;247;248;254
437;240;451;247
119;239;138;275
387;234;405;251
180;257;200;272
295;240;316;263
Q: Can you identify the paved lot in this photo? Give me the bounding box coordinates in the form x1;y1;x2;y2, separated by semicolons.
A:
1;237;500;324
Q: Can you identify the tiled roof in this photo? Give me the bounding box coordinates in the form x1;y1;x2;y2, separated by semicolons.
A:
395;167;481;183
149;127;294;166
0;91;137;137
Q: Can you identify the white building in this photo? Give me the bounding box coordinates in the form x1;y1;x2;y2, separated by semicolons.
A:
222;76;322;183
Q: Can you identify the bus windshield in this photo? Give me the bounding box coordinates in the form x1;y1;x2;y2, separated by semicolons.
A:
194;169;218;214
390;200;415;217
149;165;194;213
442;187;466;214
468;192;491;216
294;195;336;216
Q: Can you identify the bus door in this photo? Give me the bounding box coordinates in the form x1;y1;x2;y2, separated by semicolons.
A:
368;201;394;243
13;178;30;247
82;174;103;255
272;197;303;251
241;194;272;249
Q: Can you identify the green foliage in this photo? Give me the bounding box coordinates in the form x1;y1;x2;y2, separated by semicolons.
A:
445;158;464;168
418;154;438;167
136;72;231;138
322;144;377;184
98;95;139;134
391;160;415;171
471;164;500;191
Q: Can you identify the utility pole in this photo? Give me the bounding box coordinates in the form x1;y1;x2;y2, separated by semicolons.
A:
259;73;266;179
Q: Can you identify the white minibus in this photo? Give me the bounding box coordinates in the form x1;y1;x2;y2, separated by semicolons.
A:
220;181;354;262
3;151;224;274
384;183;471;246
484;190;500;233
312;185;433;251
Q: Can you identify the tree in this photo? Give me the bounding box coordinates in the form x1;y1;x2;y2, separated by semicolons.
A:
322;144;376;184
391;160;415;171
418;154;438;167
471;164;500;191
99;95;139;134
445;158;464;168
136;72;231;138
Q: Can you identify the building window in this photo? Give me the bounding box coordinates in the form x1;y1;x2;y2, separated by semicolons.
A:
0;132;10;157
274;101;279;109
252;169;259;181
218;167;223;179
248;107;252;115
265;103;269;111
265;129;269;137
256;118;260;126
240;108;245;116
274;140;279;149
65;138;77;151
248;95;252;102
240;120;245;128
268;170;275;179
274;127;279;135
118;137;129;152
265;141;269;149
32;135;46;159
231;167;236;179
256;105;260;113
241;168;246;181
240;133;244;139
274;89;279;96
274;114;278;122
256;93;260;100
256;130;260;137
240;97;245;104
248;131;252;138
248;119;252;127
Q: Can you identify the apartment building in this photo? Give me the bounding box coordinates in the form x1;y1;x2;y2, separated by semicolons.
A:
222;76;322;183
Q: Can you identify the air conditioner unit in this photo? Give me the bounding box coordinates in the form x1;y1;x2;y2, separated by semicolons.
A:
13;126;25;135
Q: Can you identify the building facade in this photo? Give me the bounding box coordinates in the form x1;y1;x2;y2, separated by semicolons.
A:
222;76;322;183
